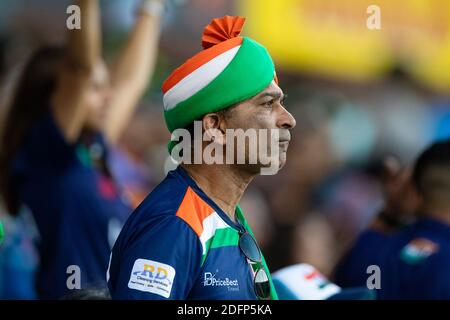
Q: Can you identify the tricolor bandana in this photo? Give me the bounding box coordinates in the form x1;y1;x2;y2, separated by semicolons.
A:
162;16;277;136
400;238;439;265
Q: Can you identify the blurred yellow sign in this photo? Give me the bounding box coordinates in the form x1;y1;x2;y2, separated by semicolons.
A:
239;0;450;92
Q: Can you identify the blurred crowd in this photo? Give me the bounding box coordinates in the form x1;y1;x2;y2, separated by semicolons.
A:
0;0;450;299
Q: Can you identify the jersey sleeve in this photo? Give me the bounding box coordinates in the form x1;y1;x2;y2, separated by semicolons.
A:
108;214;203;300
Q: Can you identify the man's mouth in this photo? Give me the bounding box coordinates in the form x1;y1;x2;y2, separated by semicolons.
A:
278;140;290;150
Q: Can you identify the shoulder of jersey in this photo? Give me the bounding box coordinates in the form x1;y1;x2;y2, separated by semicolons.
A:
175;187;234;259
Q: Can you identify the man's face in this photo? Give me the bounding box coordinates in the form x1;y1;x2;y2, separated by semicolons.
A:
219;81;296;174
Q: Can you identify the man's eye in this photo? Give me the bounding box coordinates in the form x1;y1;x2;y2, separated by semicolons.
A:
262;100;275;108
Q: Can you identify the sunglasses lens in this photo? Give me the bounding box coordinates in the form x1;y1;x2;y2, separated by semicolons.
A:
254;268;271;299
239;232;262;263
237;228;270;299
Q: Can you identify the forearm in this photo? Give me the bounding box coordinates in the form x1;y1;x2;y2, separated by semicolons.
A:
66;0;101;71
51;0;102;142
105;1;164;143
111;10;161;92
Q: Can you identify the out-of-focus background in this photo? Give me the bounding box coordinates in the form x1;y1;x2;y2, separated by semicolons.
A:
1;0;450;299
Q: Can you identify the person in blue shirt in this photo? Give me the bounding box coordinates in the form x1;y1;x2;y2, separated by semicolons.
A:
108;16;296;300
0;208;39;299
0;0;164;299
334;139;450;299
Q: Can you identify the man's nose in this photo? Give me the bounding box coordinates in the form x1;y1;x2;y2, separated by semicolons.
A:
277;106;296;129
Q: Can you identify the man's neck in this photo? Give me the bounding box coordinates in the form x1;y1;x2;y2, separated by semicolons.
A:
181;164;255;223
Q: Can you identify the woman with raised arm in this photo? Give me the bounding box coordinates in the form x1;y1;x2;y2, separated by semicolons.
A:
0;0;164;299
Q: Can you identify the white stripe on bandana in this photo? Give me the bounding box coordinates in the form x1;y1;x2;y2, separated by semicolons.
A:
163;45;241;111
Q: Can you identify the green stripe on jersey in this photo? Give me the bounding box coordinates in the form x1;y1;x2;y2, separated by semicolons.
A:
201;227;240;265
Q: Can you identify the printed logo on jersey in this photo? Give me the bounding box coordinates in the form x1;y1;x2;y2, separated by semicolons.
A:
128;259;176;298
400;238;439;265
203;270;240;292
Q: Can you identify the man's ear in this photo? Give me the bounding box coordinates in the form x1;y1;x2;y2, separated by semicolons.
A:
203;113;226;145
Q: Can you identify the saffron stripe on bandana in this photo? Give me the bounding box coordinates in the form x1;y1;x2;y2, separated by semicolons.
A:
163;45;241;111
162;37;243;94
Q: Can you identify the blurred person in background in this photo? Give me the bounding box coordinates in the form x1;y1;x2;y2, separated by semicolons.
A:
239;186;275;252
333;156;419;289
0;22;40;301
0;0;164;299
334;139;450;299
0;206;39;299
110;106;171;207
291;213;337;278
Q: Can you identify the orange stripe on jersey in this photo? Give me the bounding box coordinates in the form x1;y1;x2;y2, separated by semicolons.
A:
176;187;215;237
162;37;243;94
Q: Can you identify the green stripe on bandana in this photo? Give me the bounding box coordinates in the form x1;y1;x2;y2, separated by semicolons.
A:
164;37;275;133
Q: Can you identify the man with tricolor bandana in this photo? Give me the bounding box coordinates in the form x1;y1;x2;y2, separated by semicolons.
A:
107;16;296;299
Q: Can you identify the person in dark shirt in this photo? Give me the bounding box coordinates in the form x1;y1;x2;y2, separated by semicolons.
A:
334;139;450;299
0;0;164;299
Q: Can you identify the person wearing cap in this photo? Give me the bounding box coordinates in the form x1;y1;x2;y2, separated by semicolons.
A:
107;16;296;300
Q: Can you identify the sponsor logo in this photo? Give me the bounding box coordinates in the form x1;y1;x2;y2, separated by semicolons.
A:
203;271;239;292
400;238;439;265
128;259;175;298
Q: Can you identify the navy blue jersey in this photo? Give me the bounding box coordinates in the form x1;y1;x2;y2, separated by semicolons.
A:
108;166;278;300
11;112;131;299
335;218;450;299
334;229;391;289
